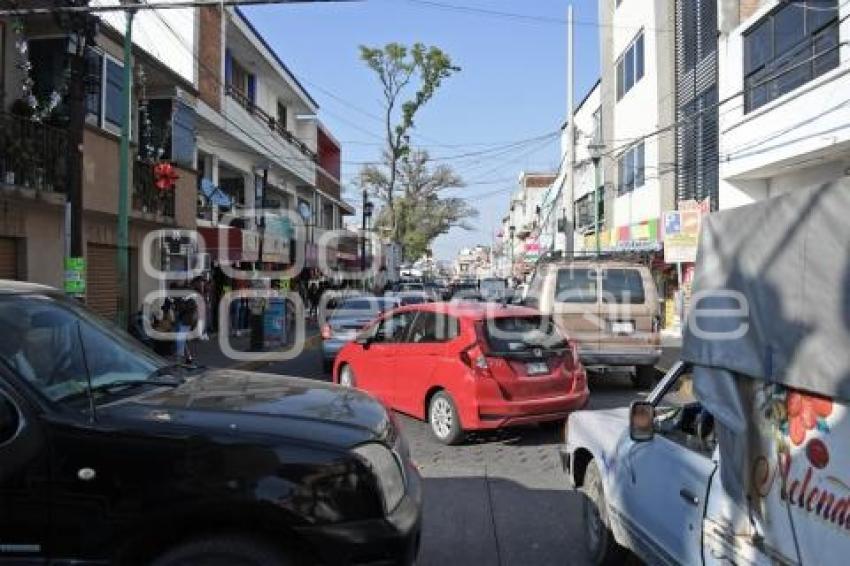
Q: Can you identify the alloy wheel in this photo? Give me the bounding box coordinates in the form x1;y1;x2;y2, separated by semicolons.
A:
430;397;454;439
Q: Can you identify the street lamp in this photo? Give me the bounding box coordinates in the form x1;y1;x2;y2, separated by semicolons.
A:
588;143;606;257
361;189;374;276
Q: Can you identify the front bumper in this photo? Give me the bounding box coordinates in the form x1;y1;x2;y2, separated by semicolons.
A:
296;463;423;566
474;390;590;429
578;348;661;367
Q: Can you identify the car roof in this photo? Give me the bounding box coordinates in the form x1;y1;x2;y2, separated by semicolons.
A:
0;280;58;294
390;301;541;320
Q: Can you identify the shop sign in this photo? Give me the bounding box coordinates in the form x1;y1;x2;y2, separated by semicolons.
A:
242;231;260;261
262;234;290;264
664;207;703;263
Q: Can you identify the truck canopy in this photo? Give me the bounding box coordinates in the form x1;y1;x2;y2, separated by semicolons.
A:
682;180;850;400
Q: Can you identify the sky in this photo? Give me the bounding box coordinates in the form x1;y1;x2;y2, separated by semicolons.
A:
242;0;601;262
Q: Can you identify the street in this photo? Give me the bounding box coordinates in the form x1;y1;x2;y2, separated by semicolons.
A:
251;338;645;566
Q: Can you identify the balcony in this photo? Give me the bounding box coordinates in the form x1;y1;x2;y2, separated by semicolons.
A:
133;160;175;219
225;83;318;163
0;112;69;195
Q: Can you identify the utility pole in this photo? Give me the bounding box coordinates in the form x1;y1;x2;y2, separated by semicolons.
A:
564;3;575;254
117;6;135;329
361;188;367;274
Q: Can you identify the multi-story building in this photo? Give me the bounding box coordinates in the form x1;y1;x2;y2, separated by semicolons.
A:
717;0;849;208
570;81;605;253
598;0;676;254
0;6;199;319
453;245;492;279
501;171;557;278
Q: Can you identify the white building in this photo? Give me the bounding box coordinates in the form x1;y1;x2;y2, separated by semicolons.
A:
717;0;850;209
570;81;604;253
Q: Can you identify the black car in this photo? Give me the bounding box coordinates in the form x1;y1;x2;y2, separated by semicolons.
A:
0;282;421;565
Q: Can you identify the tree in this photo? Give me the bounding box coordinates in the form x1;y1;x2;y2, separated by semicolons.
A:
358;42;460;240
360;149;478;261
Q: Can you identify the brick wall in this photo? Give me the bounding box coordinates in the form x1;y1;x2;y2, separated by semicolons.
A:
198;6;222;111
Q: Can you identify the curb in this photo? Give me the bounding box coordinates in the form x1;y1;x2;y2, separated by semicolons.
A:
229;333;322;372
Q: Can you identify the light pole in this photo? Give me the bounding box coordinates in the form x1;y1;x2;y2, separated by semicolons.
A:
508;225;515;281
588;143;605;257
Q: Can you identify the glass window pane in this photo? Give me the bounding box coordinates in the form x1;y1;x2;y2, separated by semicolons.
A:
624;44;635;93
617;59;625;100
635;33;645;82
555;268;598;304
745;19;771;74
774;5;805;57
104;59;124;128
813;25;840;78
625;148;635;191
85;50;102;122
635;142;645;188
601;269;646;304
807;0;838;32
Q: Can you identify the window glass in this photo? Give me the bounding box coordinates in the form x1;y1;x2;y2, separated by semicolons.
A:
808;0;839;31
745;20;771;74
84;49;102;122
774;5;805;56
171;100;196;169
635;33;645;81
624;47;634;93
374;312;415;343
635;142;645;188
600;269;646;304
484;316;567;352
813;27;840;78
555;268;598;304
655;368;716;455
408;312;460;343
616;59;625;100
104;58;124;129
0;296;161;405
625;148;635;191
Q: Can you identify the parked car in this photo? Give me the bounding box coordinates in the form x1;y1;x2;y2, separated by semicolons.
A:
523;258;660;388
478;277;508;302
449;281;482;302
0;282;422;566
321;295;401;372
563;183;850;565
333;302;589;444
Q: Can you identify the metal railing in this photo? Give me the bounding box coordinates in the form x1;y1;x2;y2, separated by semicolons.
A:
0;112;69;193
225;84;318;162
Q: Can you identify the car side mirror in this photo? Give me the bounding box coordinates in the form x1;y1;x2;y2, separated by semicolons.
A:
0;396;20;444
355;334;372;349
630;401;655;442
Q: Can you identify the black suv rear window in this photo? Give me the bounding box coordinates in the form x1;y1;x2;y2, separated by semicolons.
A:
555;268;597;303
483;316;567;352
600;269;645;304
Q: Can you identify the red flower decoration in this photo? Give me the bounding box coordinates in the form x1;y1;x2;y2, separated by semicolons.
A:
787;390;832;446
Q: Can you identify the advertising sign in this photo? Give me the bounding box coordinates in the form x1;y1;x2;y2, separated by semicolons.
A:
64;257;86;295
664;201;707;263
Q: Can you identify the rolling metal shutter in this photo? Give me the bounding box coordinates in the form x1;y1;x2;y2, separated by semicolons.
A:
87;244;119;321
0;238;19;280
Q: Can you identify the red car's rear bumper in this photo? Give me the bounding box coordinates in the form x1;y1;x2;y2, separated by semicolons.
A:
471;389;590;429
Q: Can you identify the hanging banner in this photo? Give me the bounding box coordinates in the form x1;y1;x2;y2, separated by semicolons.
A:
664;202;705;263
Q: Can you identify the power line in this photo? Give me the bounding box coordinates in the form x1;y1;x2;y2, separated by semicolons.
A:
0;0;357;16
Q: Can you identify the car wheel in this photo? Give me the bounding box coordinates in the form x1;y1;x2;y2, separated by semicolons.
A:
339;364;356;388
582;463;625;566
632;365;657;390
428;391;464;445
152;534;291;566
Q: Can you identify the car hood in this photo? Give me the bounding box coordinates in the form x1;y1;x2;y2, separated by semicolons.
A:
101;369;392;450
567;407;630;460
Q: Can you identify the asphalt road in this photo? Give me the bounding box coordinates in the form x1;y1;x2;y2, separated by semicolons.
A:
255;341;646;566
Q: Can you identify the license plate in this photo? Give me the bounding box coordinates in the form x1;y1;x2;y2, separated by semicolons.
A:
526;362;549;375
611;321;634;334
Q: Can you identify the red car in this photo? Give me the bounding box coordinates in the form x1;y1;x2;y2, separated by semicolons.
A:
333;302;589;444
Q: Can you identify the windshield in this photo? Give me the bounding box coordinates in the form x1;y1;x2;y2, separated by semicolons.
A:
0;294;164;404
483;316;568;352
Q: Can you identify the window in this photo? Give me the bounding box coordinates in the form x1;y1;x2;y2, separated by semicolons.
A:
617;141;645;195
555;268;598;304
743;0;839;113
484;316;567;353
373;312;415;343
408;312;460;343
171;100;196;169
654;366;716;455
84;49;103;123
104;57;125;130
617;31;645;100
600;269;646;304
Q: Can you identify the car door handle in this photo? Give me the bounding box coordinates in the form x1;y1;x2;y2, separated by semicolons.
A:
679;488;699;506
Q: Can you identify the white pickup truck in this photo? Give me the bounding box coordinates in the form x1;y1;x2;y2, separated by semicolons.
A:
563;182;850;565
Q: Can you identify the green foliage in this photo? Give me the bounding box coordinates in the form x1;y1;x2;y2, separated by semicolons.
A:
358;42;460;240
361;149;477;261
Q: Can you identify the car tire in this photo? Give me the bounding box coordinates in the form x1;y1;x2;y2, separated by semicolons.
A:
632;365;657;390
428;391;464;445
339;364;356;388
582;463;626;566
152;534;291;566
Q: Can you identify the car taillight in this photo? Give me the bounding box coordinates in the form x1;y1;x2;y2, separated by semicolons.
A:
460;343;490;376
321;324;332;339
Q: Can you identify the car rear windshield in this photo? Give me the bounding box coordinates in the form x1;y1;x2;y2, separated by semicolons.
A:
337;298;398;312
600;269;646;304
555;268;597;303
483;316;567;353
400;295;427;306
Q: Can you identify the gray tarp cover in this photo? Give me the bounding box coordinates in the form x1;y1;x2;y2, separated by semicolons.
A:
682;181;850;503
682;180;850;400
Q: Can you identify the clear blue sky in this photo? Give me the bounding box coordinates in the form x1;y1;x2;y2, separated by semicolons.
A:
242;0;600;261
